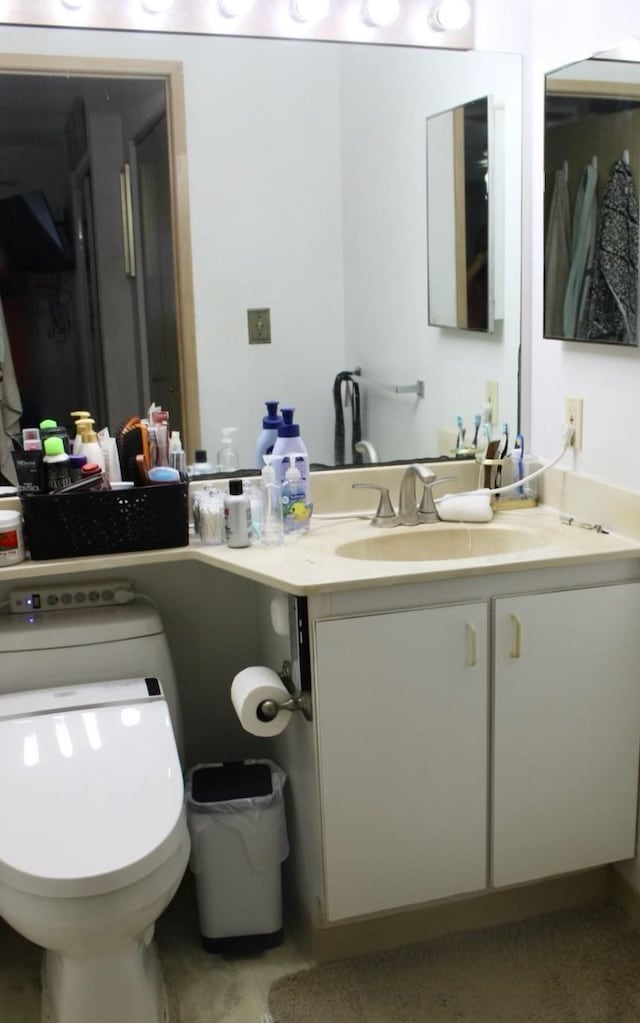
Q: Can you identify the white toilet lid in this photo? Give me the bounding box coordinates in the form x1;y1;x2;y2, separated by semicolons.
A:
0;680;186;898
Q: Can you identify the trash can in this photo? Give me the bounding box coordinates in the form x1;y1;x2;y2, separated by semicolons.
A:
185;759;289;953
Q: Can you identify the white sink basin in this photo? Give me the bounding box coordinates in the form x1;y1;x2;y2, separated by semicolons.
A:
335;525;545;562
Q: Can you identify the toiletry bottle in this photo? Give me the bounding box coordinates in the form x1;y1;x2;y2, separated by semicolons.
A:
69;453;87;482
255;401;282;469
72;417;94;455
169;430;187;478
43;436;72;491
187;449;216;478
271;406;311;499
224;478;252;548
217;428;239;472
81;429;106;472
39;419;71;454
153;412;170;467
98;428;123;484
70;411;91;453
21;427;42;451
260;455;284;547
281;455;311;534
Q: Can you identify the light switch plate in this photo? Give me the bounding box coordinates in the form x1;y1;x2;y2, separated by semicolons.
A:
248;308;271;344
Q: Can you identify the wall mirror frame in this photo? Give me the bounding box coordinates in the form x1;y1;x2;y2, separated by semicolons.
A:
544;53;640;347
0;11;522;476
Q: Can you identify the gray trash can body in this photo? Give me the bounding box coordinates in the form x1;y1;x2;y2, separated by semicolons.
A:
185;759;289;953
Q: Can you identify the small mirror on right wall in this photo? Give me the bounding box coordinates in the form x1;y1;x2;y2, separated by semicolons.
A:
544;50;640;345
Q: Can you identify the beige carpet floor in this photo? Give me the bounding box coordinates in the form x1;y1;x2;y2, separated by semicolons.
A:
268;902;640;1022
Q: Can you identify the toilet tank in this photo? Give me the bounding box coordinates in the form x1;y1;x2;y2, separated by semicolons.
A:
0;604;184;756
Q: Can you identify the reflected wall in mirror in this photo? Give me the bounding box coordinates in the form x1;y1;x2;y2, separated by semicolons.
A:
427;95;496;332
0;28;522;473
545;57;640;345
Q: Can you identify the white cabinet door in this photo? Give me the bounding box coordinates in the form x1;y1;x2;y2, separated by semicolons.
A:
493;583;640;887
314;602;488;922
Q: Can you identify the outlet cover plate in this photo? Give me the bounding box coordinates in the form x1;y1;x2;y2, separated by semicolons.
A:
565;396;583;449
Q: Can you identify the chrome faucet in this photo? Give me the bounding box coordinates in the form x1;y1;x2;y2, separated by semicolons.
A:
397;464;456;526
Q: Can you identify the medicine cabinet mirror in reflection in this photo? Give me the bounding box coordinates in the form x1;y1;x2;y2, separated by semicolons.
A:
544;55;640;345
427;95;501;333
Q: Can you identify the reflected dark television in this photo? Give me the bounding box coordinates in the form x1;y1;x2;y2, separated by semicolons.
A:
0;190;73;272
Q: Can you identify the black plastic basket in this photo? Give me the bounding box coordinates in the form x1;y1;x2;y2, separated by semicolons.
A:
20;483;189;561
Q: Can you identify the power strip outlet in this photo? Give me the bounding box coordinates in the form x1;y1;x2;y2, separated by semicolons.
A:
9;580;134;614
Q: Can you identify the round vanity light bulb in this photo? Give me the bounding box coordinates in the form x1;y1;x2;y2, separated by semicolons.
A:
60;0;86;8
361;0;400;27
140;0;173;12
429;0;471;32
290;0;330;22
218;0;254;16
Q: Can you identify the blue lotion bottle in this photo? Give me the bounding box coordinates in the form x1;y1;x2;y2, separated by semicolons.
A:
255;401;282;469
272;407;309;479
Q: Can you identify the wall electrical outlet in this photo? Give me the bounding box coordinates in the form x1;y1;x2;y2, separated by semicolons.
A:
9;580;133;614
565;396;583;450
484;380;499;425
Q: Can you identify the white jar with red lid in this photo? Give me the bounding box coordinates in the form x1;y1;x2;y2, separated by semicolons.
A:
0;510;24;565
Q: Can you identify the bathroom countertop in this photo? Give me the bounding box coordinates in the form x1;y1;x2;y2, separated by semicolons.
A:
3;503;640;595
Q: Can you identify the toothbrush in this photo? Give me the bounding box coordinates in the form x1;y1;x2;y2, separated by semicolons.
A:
515;433;525;496
471;414;481;449
456;415;466;453
495;422;509;487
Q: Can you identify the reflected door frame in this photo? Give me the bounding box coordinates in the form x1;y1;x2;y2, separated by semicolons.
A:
0;53;200;454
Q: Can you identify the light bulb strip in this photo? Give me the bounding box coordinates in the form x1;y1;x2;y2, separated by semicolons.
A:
9;0;474;48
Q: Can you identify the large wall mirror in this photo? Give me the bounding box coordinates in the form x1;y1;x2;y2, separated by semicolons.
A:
545;50;640;346
0;26;522;476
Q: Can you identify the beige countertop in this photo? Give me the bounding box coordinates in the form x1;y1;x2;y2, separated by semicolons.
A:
2;502;640;595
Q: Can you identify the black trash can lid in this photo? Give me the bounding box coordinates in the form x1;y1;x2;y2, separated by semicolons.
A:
191;762;273;803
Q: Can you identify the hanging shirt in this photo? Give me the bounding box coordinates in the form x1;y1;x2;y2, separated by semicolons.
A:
582;158;639;345
544;169;571;338
563;163;598;339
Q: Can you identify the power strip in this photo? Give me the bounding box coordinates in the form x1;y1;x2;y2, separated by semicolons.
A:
9;580;134;614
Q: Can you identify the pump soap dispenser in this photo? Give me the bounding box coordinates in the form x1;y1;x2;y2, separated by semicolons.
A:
281;454;311;534
217;428;239;473
260;455;284;546
255;401;282;469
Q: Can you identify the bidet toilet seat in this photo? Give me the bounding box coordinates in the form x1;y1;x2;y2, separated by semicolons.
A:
0;677;185;899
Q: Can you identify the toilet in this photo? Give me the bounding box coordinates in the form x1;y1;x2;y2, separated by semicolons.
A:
0;602;190;1023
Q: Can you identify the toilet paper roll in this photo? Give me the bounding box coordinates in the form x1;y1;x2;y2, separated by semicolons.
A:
230;666;292;737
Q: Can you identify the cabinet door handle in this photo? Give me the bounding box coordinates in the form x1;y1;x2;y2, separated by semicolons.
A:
509;613;522;658
465;622;477;667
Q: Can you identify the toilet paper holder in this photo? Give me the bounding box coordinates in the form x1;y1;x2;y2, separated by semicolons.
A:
257;660;313;723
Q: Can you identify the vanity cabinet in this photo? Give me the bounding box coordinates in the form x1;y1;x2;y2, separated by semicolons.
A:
314;600;489;922
312;582;640;923
492;586;640;887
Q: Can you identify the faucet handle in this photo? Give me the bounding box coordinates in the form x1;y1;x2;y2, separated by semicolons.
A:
417;476;457;517
352;484;398;527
